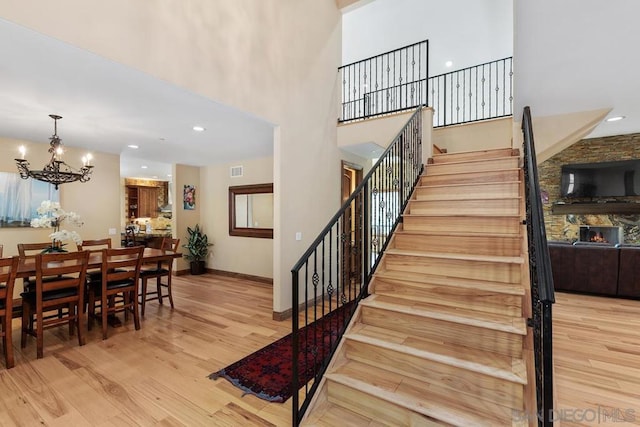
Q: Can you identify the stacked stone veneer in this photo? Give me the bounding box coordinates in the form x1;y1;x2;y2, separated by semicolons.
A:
539;133;640;243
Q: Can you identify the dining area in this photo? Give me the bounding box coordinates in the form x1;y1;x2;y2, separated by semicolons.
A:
0;237;181;370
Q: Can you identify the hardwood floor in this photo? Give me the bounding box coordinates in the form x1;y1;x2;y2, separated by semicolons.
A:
0;273;292;426
2;275;640;426
554;292;640;426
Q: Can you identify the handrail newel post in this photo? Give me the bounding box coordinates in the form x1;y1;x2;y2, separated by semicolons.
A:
362;180;370;297
291;270;299;427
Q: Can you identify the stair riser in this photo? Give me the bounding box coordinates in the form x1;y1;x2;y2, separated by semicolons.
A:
344;339;524;408
431;148;516;164
421;169;520;186
326;380;441;426
370;278;522;317
408;198;520;216
382;253;520;284
360;306;523;357
426;157;519;175
402;215;521;235
391;233;521;257
414;182;520;201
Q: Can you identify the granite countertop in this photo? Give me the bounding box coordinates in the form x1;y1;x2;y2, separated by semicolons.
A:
122;229;172;238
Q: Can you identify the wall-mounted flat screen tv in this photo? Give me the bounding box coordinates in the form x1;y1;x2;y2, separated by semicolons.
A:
560;159;640;198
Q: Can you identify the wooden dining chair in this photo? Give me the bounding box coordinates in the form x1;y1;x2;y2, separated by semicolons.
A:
0;244;3;258
21;250;90;359
0;256;19;368
139;238;179;316
17;242;62;291
87;246;144;340
77;238;112;281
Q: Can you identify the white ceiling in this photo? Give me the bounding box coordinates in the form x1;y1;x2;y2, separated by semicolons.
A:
3;1;638;183
0;18;275;181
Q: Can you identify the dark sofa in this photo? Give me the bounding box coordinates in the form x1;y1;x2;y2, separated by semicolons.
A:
548;241;640;297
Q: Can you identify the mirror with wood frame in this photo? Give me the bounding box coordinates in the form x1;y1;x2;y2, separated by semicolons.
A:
228;183;274;239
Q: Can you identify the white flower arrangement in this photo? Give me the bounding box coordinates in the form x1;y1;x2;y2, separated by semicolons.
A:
30;200;83;251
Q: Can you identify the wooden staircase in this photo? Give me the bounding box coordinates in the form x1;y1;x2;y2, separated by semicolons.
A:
301;148;534;426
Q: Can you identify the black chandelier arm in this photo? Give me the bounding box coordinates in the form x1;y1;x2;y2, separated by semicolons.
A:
14;114;95;190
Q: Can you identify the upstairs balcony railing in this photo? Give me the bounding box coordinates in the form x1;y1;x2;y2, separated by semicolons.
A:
431;56;513;127
338;41;512;127
339;40;429;122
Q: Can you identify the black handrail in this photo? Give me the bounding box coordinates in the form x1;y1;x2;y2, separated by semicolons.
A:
291;106;423;425
522;106;555;427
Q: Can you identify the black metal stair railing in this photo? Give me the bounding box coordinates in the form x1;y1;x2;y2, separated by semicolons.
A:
430;57;513;127
522;106;555;427
291;107;424;426
339;40;429;122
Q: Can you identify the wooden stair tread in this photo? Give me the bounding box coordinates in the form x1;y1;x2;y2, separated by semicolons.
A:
326;361;515;426
416;180;521;190
344;331;527;384
422;167;520;175
372;269;525;295
427;155;517;167
410;195;521;202
360;294;527;335
384;248;524;264
301;399;376;426
403;213;522;219
349;323;528;384
431;147;516;159
394;227;521;240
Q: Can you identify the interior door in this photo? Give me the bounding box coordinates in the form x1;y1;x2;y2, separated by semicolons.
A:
341;161;363;300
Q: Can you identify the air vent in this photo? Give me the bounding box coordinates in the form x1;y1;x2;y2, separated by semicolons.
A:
230;165;243;178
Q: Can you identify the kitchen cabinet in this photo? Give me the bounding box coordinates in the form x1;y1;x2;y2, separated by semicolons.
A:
127;186;159;218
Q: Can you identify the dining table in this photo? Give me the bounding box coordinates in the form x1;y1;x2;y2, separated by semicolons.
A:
9;247;182;321
16;247;182;278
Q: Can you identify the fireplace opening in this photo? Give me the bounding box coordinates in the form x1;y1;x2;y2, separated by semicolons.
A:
578;226;623;245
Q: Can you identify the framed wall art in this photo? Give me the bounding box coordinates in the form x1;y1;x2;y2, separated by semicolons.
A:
0;172;59;228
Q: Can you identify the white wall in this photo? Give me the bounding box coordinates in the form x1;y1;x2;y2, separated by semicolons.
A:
0;1;343;314
342;0;513;76
514;0;640;138
201;156;274;279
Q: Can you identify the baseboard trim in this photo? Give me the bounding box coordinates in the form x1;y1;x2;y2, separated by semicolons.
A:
272;308;292;321
207;268;273;285
272;296;334;321
174;267;272;285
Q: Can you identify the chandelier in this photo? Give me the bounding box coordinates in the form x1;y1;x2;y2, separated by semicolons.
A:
15;114;94;190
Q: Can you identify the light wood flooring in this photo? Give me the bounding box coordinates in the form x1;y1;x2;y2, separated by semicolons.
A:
554;292;640;427
2;274;640;426
0;273;292;426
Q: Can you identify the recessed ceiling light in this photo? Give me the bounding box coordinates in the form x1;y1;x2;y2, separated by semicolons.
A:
445;61;453;68
127;144;139;149
152;175;158;179
193;126;206;132
606;116;625;122
141;165;148;169
167;174;172;177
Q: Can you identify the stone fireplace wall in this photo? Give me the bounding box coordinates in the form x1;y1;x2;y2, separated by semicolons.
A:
539;132;640;243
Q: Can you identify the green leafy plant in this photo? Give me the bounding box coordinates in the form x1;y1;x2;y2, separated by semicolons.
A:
183;224;212;262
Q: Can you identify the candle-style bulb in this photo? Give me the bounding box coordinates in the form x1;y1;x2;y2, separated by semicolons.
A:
18;145;26;159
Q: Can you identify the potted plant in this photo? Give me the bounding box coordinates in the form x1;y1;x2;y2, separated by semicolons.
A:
183;224;212;275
